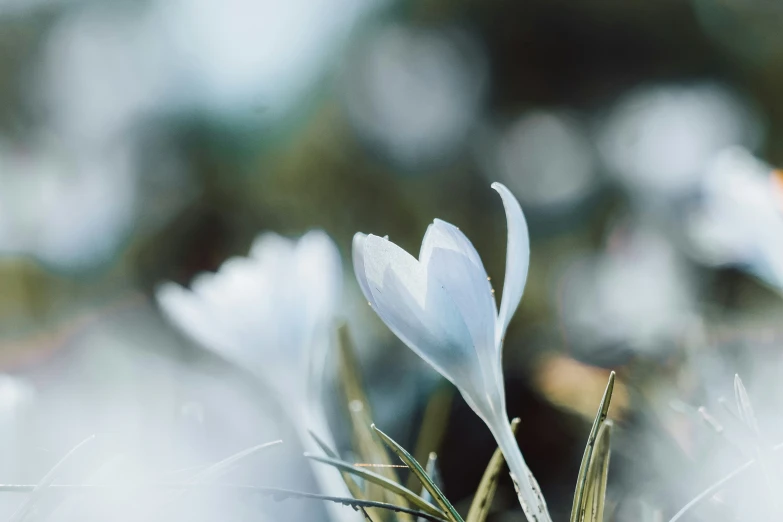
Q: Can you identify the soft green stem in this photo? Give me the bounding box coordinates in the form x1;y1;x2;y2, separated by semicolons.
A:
491;419;552;522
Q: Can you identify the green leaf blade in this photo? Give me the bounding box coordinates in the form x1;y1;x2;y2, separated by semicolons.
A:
371;424;464;522
570;371;615;522
306;454;445;518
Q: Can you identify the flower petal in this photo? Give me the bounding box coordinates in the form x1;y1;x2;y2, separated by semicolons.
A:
491;182;530;349
156;280;239;356
361;234;485;398
293;230;343;407
293;230;343;338
158;254;280;368
158;231;343;400
419;219;499;391
352;232;378;308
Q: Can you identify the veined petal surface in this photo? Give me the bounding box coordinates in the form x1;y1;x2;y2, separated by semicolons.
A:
419;219;500;399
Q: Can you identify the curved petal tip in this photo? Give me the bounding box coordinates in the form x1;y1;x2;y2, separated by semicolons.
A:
490;182;530;349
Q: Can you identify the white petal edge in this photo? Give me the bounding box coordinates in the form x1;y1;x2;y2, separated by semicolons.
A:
352;232;377;309
294;230;343;334
156;281;239;357
491;182;530;352
249;231;296;263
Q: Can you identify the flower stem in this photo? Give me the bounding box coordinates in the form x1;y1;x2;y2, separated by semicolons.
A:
491;419;552;522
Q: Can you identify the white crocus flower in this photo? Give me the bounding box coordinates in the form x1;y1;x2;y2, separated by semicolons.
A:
352;182;551;522
687;147;783;292
157;231;359;521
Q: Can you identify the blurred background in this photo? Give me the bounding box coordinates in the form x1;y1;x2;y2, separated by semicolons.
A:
2;0;783;520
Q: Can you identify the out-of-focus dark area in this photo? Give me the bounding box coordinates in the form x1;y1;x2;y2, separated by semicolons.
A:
2;0;783;520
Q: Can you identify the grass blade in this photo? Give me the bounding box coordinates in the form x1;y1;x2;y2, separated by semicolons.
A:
734;374;760;434
246;486;450;522
668;459;753;522
10;434;96;522
191;440;283;483
157;440;285;519
668;438;783;521
371;424;464;522
309;430;341;460
309;430;365;501
733;374;780;513
338;326;405;500
423;453;441;496
305;454;445;518
466;418;520;522
418;454;440;521
583;421;612;522
407;386;453;491
570;371;615;522
339;324;413;522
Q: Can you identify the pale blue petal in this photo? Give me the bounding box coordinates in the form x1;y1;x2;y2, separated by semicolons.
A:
419;219;500;398
361;234;485;399
491;182;530;351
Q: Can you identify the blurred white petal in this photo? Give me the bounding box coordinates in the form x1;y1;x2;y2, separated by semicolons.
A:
38;5;171;150
561;225;696;357
342;25;487;168
598;83;762;198
158;232;341;400
291;231;343;407
687;147;783;290
159;0;379;119
478;111;598;210
157;281;240;362
0;140;136;270
156;231;354;518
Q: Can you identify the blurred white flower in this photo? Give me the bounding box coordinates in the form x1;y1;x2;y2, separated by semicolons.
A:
687;147;783;291
158;0;377;120
6;302;304;522
156;231;358;520
352;183;551;522
342;25;487;169
478;110;598;211
598;83;762;199
37;5;172;150
0;139;136;270
560;225;696;358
